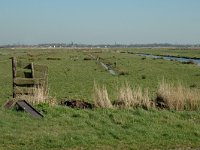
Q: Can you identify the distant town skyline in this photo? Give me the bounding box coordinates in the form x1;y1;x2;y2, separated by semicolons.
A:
0;0;200;45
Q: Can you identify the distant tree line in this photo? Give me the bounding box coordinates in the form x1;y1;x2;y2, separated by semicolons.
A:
1;43;200;49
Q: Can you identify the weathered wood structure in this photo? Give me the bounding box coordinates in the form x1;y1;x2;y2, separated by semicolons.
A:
12;57;48;99
16;100;43;118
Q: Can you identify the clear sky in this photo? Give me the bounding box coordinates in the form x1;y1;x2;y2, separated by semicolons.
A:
0;0;200;45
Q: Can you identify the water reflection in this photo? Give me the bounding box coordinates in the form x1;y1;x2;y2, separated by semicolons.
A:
138;54;200;66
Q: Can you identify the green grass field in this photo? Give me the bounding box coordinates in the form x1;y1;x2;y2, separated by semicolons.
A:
1;48;200;149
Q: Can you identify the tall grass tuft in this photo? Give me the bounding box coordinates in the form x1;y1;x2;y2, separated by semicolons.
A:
117;83;134;107
93;83;113;108
16;85;56;106
156;80;200;110
116;82;151;109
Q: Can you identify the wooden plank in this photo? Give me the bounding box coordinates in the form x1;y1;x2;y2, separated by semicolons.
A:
14;87;36;95
16;100;43;118
16;70;32;78
14;78;45;85
31;63;35;78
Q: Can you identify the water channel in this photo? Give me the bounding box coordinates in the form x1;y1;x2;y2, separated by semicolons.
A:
137;53;200;66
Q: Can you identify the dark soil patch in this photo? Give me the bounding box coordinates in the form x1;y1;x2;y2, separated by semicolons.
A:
61;99;94;109
46;57;61;60
155;96;168;109
83;57;94;61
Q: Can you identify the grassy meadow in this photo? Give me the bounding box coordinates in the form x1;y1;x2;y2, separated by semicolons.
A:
1;48;200;149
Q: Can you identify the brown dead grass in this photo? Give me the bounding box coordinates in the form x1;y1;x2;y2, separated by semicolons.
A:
92;80;200;111
115;82;152;109
156;80;200;110
16;85;56;106
93;83;113;108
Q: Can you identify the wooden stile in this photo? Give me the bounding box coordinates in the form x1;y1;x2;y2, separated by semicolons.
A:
12;57;48;99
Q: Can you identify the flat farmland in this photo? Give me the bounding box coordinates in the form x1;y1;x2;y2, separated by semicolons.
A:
1;48;200;150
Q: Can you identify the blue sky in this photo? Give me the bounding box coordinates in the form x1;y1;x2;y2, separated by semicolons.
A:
0;0;200;45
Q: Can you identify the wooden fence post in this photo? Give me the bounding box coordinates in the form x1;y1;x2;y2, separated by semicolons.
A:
31;62;35;78
12;57;17;98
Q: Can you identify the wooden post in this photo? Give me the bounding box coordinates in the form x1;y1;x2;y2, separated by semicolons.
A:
31;63;35;78
12;57;17;98
43;66;48;96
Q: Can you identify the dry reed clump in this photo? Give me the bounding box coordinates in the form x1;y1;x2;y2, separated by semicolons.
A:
115;83;152;109
16;85;56;106
156;80;200;110
93;83;113;108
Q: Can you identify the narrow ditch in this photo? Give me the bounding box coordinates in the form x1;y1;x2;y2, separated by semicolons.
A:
89;54;118;76
126;52;200;66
